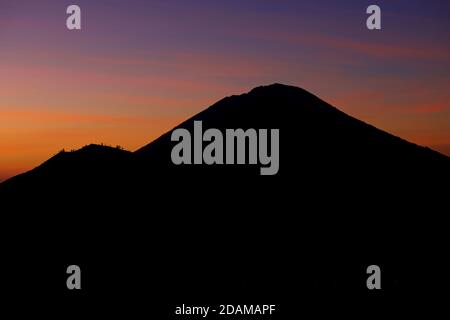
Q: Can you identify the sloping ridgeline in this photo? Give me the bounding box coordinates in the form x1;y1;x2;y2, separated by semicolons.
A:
1;84;448;316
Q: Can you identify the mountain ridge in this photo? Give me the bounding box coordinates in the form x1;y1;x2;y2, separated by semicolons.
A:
1;83;448;190
1;84;448;310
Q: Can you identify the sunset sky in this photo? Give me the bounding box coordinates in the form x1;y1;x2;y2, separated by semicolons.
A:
1;0;449;181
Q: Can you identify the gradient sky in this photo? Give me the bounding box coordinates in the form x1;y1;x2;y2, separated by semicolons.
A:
1;0;449;181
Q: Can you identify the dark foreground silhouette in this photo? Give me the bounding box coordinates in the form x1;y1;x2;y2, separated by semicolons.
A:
1;84;448;317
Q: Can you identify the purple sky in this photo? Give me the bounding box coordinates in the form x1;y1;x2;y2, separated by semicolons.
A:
1;0;449;180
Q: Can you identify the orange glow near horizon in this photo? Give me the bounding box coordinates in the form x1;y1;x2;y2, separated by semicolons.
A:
1;1;449;181
0;109;187;181
1;92;449;182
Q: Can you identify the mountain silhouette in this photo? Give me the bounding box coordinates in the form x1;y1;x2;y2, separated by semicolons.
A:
1;83;447;192
1;84;448;314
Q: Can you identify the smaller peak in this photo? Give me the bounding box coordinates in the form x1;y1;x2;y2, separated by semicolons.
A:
80;144;126;151
81;143;107;151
